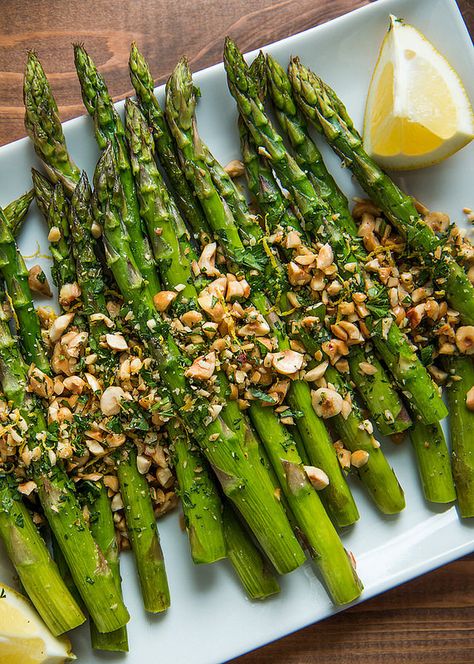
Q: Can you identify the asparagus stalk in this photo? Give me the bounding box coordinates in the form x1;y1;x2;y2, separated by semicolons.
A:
265;54;356;234
124;100;287;595
203;167;362;520
262;57;411;436
88;484;129;651
0;483;85;636
287;58;474;326
0;329;125;634
93;144;305;575
31;168;54;218
409;421;456;504
3;190;34;236
0;212;49;372
166;417;227;564
235;52;450;507
444;357;474;516
27;58;225;567
222;502;280;600
0;208;130;633
73;45;160;296
238;113;411;438
116;447;169;613
44;181;77;288
125;95;295;542
69;173;171;609
35;178;129;647
0;297;85;635
23;53;81;191
123;99;280;496
169;61;403;518
223;38;446;427
163;61;364;602
124;95;278;481
51;533;83;607
163;59;359;526
129;43;208;232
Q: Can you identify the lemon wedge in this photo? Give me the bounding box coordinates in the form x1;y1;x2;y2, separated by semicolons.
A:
0;583;75;664
363;15;474;170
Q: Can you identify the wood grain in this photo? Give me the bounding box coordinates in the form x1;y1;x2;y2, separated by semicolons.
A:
235;555;474;664
0;0;366;144
0;1;473;663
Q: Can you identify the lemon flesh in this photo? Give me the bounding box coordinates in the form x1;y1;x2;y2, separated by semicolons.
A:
0;583;74;664
363;15;474;169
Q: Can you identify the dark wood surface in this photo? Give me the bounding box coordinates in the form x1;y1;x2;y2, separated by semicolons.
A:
0;1;473;662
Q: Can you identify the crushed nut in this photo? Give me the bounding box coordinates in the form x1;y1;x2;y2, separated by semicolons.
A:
49;312;75;343
311;387;343;418
153;290;177;312
351;449;370;468
304;465;330;490
28;265;52;297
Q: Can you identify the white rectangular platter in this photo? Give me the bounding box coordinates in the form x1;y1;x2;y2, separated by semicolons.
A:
0;0;473;661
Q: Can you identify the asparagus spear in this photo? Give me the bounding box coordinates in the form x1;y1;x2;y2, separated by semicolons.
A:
265;54;356;232
444;357;474;516
31;168;54;218
0;208;130;633
23;53;81;192
129;43;208;232
0;291;85;635
73;45;160;297
3;190;34;236
126;96;362;602
0;212;49;372
167;60;404;519
222;503;280;600
262;56;411;436
93;143;305;575
409;421;456;504
124;99;286;595
287;58;474;325
26;59;226;568
239;109;411;438
163;61;358;526
34;176;130;648
240;140;406;512
43;181;77;288
79;97;226;564
68;173;171;611
164;61;367;602
223;38;446;427
87;484;129;652
125;95;294;536
252;74;456;503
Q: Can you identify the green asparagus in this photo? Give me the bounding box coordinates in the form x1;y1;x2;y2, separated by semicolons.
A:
34;176;129;648
129;43;208;233
444;356;474;516
26;56;227;568
164;59;366;603
223;38;446;428
288;58;474;325
73;45;160;296
24;53;81;192
69;173;171;611
93;143;305;575
0;208;130;634
0;290;85;635
238;108;411;438
3;190;34;236
409;420;456;504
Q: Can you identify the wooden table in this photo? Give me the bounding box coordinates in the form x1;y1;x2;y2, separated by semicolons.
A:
0;1;473;662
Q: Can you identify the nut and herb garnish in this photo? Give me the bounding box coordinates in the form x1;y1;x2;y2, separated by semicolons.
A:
1;33;472;663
